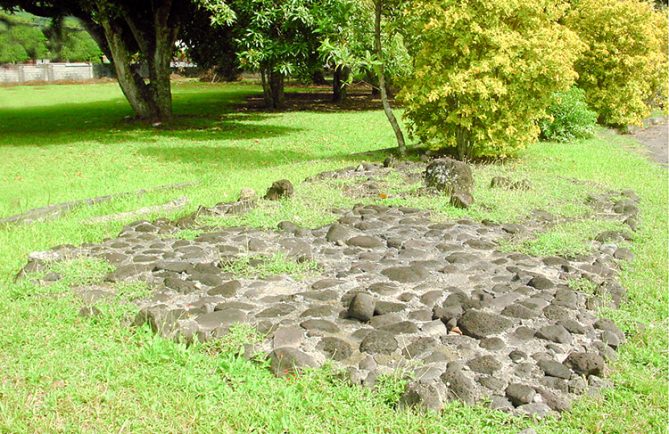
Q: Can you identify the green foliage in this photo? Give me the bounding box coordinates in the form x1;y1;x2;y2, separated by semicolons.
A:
0;12;102;63
539;87;597;142
0;13;48;62
399;0;584;159
566;0;669;126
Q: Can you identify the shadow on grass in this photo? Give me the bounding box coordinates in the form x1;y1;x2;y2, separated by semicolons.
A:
0;85;301;146
137;144;316;169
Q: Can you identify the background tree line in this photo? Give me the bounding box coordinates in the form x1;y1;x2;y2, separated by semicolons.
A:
0;11;102;64
0;0;666;160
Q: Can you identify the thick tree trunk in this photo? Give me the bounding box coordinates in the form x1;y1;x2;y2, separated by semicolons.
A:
99;2;178;121
332;65;350;103
374;1;406;156
260;68;285;109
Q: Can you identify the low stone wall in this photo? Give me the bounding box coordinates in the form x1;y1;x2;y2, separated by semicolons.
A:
0;63;114;84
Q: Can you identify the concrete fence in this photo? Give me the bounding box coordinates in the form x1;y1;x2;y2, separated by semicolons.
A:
0;63;114;84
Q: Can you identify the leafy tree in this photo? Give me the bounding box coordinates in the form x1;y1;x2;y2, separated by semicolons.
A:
566;0;668;126
180;5;240;82
400;0;584;159
1;1;193;121
0;13;48;62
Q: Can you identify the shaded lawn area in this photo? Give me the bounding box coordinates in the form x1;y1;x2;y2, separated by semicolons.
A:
0;81;667;433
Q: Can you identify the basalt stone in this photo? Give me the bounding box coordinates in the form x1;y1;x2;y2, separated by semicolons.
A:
467;355;502;375
424;158;474;195
380;321;419;334
317;337;353;361
450;192;474;209
195;309;247;330
538;359;572;379
441;367;478;404
368;313;402;329
360;331;398;354
528;276;554;290
539;377;569;393
516;403;552;419
381;266;429;283
347;236;384;249
409;310;433;321
564;352;606;377
401;337;439;358
348;293;375;322
374;301;406;315
538;388;571;412
613;248;634;261
558;319;586;335
300;305;337;318
326;224;352;244
399;382;446;412
543;305;571;321
479;376;507;392
509;350;528;362
208;280;241;297
593;318;625;342
420;290;445;307
302;290;339;302
536;325;572;344
264;179;294;201
368;282;400;296
256;303;294;318
272;326;305;348
214;301;255;311
505;383;536;407
489;396;514;412
433;304;463;323
300;319;340;334
458;310;513;339
479;337;506;351
501;304;540;320
311;279;343;290
164;277;198;294
269;347;317;377
189;272;223;287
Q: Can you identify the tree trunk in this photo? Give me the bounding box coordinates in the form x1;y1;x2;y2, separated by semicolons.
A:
260;68;285;109
374;1;406;156
332;65;350;103
99;3;178;121
312;69;327;85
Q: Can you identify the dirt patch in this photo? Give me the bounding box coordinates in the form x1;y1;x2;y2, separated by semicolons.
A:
629;117;668;168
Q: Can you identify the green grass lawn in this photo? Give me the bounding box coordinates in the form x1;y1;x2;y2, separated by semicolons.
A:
0;81;666;433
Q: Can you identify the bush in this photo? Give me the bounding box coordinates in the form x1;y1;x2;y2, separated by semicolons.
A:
566;0;668;127
539;87;597;142
399;0;584;160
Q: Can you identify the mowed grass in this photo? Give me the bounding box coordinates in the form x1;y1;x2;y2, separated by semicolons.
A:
0;81;667;433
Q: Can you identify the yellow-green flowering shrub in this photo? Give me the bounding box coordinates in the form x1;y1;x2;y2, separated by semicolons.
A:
399;0;584;159
566;0;668;127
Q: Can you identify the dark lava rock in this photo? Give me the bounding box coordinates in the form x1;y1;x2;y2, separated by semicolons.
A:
424;158;474;195
317;337;353;361
458;310;513;339
479;337;506;351
269;347;317;377
505;383;536;407
558;319;586;335
613;248;634;261
380;321;419;334
381;266;429;283
399;382;445;412
300;319;340;334
374;301;406;315
401;337;439;358
360;331;398;354
348;293;375;322
450;192;474;209
537;388;571;412
536;325;572;344
564;352;606;377
264;179;294;201
538;359;572;379
164;277;198;294
467;355;502;375
326;224;352;244
528;276;554;290
441;366;478;404
208;280;241;297
347;236;384;249
195;309;247;330
256;303;294;318
501;304;540;320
